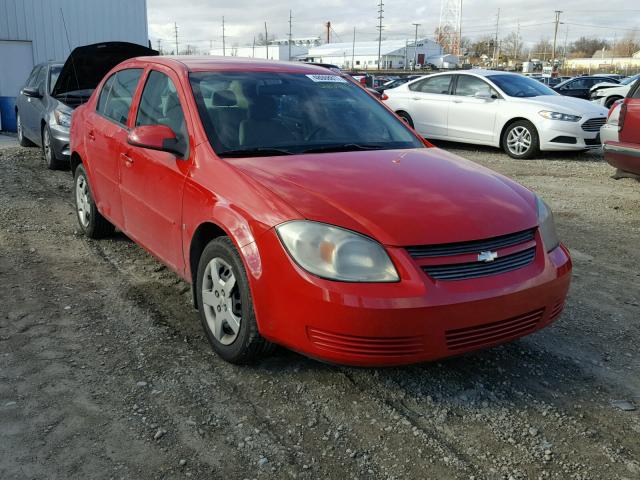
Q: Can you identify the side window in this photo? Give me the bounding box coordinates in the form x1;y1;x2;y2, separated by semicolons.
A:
25;66;41;87
97;74;116;115
455;75;495;97
631;80;640;99
136;70;187;144
410;75;452;94
33;67;47;94
97;68;143;126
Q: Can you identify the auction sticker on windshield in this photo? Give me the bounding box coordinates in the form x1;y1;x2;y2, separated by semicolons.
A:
306;74;348;83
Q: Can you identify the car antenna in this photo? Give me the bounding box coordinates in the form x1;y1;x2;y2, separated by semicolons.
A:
59;8;81;101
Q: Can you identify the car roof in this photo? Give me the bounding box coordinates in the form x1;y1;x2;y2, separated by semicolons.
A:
120;55;338;75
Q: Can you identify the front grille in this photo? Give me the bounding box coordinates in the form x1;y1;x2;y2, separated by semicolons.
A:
581;118;606;132
307;328;425;357
406;229;535;259
423;247;536;281
445;308;544;350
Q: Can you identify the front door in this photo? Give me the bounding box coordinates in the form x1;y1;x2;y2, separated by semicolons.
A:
119;67;191;273
448;75;500;143
21;66;46;142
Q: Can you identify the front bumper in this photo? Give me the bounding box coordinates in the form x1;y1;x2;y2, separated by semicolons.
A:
49;123;70;161
248;229;572;366
538;117;605;152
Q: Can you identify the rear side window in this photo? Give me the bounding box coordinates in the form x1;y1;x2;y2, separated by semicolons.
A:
409;75;452;94
96;68;143;126
135;70;187;144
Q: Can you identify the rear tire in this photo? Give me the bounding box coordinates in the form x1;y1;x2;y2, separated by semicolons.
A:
74;164;115;238
16;112;35;147
42;125;65;170
196;237;274;364
502;120;539;159
396;111;414;128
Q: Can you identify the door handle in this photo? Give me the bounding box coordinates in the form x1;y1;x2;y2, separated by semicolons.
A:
87;130;95;141
453;99;463;103
120;152;134;166
412;97;421;101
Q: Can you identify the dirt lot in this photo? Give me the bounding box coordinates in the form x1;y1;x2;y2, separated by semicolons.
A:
1;138;639;480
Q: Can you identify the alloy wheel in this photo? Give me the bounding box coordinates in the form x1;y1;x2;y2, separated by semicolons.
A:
506;126;532;156
202;257;241;345
75;174;91;228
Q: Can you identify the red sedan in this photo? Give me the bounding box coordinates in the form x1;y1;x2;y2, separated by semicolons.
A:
604;80;640;176
69;57;571;366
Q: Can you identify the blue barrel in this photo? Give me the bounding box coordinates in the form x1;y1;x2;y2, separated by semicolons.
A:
0;96;18;132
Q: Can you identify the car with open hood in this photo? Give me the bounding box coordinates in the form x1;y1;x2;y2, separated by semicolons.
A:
590;75;640;108
15;42;157;169
69;57;572;366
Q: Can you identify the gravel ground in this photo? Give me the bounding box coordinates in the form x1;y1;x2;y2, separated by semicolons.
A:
1;138;639;480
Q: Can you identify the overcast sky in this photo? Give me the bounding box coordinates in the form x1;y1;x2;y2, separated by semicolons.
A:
147;0;639;53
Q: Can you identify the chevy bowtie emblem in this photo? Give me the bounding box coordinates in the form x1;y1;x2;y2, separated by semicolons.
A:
478;251;498;262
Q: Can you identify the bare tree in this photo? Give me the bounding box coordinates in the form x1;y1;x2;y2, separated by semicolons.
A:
502;31;523;61
255;32;276;46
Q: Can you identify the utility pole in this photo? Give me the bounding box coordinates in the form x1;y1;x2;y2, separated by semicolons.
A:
265;22;269;58
174;22;179;55
458;0;463;56
552;10;562;64
412;23;420;68
492;9;500;67
209;39;212;54
514;20;520;61
252;36;256;58
288;10;293;60
157;38;162;55
325;22;331;43
377;0;384;71
222;17;226;56
352;27;356;71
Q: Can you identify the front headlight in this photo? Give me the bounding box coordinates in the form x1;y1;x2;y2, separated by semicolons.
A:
538;110;581;122
535;196;560;252
54;109;72;127
276;220;399;282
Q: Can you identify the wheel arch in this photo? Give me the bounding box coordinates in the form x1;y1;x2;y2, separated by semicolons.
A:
70;151;83;175
498;117;537;148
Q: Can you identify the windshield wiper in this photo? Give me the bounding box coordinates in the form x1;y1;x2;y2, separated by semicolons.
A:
302;144;387;154
217;148;294;158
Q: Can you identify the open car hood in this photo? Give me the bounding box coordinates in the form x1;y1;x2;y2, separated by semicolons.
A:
51;42;158;97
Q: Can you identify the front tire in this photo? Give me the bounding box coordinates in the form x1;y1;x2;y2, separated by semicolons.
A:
196;237;274;364
16;112;35;147
74;164;115;238
42;125;65;170
502;120;539;159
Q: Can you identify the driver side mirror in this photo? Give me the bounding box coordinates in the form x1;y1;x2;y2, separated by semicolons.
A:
474;91;496;101
22;86;42;98
127;125;186;158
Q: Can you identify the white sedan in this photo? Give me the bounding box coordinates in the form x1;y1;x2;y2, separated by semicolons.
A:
383;70;609;159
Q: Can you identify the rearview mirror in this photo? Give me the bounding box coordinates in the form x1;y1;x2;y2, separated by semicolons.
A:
22;87;42;98
127;125;186;158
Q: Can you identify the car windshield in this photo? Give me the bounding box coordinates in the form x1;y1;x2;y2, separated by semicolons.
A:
621;74;640;85
189;71;424;157
49;65;62;94
487;74;557;97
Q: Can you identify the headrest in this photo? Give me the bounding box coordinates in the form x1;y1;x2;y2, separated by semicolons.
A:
212;90;237;107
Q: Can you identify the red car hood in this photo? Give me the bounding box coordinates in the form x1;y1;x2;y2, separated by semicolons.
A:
232;148;537;246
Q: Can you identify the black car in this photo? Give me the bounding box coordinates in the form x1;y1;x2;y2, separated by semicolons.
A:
552;76;619;100
15;42;157;169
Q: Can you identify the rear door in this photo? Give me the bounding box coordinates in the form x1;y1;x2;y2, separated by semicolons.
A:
448;74;500;143
84;68;143;227
119;67;191;272
405;74;453;138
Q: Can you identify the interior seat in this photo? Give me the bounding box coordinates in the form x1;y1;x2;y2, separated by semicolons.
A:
239;96;296;147
207;90;246;149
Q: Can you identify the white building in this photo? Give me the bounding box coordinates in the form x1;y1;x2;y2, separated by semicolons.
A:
209;43;308;61
306;38;444;70
0;0;149;131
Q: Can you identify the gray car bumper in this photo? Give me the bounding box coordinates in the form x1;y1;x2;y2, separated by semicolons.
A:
49;124;70;161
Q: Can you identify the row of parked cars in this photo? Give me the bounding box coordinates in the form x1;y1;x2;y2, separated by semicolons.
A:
14;41;575;366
